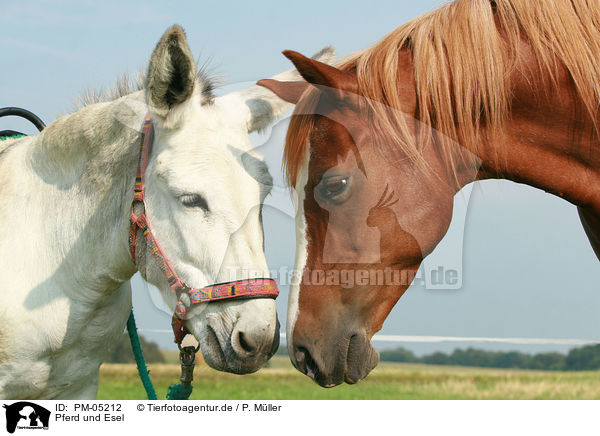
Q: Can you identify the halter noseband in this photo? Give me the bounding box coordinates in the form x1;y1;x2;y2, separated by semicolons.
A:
128;114;279;344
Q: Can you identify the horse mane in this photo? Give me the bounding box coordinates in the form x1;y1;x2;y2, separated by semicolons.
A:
74;62;218;110
284;0;600;187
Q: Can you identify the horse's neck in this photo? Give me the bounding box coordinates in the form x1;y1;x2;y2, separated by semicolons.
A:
470;57;600;215
0;93;143;300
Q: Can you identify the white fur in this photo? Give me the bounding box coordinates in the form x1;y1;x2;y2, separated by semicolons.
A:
0;33;331;399
219;46;335;133
286;149;310;361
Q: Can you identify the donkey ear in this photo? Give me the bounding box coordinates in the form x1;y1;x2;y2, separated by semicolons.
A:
145;25;196;122
281;50;358;102
220;46;335;133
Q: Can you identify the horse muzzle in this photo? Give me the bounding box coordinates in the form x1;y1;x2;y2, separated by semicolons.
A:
291;331;379;387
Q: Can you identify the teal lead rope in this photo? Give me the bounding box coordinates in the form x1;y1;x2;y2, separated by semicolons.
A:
126;310;158;400
0;134;25;141
166;381;193;400
126;309;194;400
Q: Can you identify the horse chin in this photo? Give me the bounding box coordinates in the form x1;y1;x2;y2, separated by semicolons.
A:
344;335;379;384
295;331;379;387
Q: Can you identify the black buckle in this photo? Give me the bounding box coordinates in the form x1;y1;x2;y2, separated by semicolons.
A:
178;344;200;386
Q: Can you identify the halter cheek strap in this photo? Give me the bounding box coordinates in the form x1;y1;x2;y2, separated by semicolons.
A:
128;113;279;344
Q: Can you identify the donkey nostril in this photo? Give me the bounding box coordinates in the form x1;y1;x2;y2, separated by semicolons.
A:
238;331;257;354
231;318;274;358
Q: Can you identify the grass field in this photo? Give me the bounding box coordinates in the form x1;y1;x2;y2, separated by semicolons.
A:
97;356;600;400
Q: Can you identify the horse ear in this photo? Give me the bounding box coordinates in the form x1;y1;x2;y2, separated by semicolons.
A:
145;25;196;122
281;50;358;102
220;46;335;133
256;79;309;105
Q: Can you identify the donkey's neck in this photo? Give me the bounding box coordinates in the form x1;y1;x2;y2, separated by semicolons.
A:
2;92;144;297
0;95;146;398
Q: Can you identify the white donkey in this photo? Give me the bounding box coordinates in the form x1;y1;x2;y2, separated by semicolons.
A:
0;25;334;399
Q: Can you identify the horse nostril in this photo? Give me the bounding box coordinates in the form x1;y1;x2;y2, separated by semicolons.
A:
295;346;319;379
294;346;307;368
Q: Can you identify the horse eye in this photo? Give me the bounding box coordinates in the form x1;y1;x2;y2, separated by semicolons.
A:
323;178;347;196
179;193;210;211
319;176;350;201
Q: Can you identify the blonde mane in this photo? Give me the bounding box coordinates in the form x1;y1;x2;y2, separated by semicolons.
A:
284;0;600;187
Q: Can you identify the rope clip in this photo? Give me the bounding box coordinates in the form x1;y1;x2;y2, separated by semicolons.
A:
178;344;200;386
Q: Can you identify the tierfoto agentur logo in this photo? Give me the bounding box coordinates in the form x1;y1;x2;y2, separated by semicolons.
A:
3;402;50;433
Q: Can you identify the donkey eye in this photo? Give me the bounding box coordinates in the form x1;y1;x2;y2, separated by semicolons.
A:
179;193;210;211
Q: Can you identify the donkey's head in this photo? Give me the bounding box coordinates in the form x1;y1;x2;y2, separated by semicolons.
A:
136;25;333;374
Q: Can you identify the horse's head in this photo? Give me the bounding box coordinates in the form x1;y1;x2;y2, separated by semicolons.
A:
135;26;333;374
259;50;477;386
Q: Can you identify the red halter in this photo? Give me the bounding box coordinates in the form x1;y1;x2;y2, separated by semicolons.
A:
128;114;279;344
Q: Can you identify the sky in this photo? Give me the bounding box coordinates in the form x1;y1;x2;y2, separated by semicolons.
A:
2;0;599;355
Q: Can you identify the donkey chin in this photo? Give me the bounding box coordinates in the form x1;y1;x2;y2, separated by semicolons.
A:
191;303;280;374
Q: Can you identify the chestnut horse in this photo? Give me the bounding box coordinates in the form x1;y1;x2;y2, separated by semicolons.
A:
259;0;600;387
